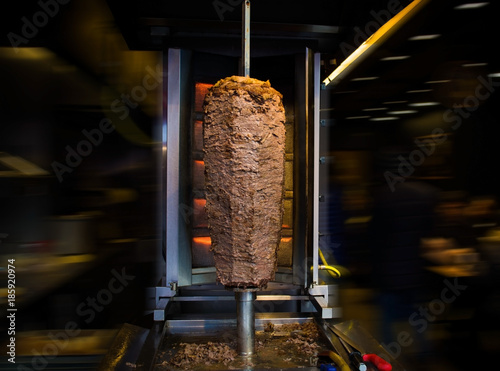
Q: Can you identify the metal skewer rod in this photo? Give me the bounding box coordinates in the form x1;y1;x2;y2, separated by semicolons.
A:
235;289;256;356
235;0;253;357
242;0;250;77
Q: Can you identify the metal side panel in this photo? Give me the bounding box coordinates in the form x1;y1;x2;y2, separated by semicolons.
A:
164;48;192;289
293;49;316;289
312;51;321;285
165;48;180;289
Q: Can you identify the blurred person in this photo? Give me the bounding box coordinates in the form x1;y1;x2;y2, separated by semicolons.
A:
463;195;498;241
369;145;440;360
434;193;498;247
318;156;348;267
342;185;373;278
433;191;475;248
319;153;372;271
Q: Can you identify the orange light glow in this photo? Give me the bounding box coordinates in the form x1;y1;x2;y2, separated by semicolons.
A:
195;83;214;112
193;236;211;245
281;237;292;243
193;237;211;246
194;198;206;207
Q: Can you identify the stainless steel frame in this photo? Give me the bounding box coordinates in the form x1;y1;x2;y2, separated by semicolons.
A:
150;47;341;324
165;48;181;291
312;50;321;285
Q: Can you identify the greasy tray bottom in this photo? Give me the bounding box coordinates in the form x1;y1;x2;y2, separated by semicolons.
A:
153;322;331;370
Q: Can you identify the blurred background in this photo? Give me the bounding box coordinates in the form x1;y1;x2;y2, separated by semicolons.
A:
0;0;500;370
0;0;162;367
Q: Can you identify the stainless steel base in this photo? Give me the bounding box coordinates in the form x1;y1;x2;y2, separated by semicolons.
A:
122;312;409;371
154;313;328;370
235;289;257;356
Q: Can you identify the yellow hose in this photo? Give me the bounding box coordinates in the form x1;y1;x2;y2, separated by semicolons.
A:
319;264;341;277
326;350;351;371
319;248;342;278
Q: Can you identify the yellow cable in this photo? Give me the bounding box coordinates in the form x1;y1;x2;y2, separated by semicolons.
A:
326;351;351;371
319;248;342;278
319;248;329;265
319;265;341;277
311;265;340;278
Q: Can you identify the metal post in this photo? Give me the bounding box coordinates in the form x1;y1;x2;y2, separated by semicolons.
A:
235;289;256;356
165;48;181;290
312;52;321;285
242;0;250;77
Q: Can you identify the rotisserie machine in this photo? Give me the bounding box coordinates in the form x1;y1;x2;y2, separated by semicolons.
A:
141;4;344;369
101;3;416;370
141;43;344;368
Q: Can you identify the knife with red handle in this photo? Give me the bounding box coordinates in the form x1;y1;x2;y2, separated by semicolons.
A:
325;323;392;371
362;353;392;371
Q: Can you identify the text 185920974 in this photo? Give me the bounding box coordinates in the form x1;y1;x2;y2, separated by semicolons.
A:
7;258;16;364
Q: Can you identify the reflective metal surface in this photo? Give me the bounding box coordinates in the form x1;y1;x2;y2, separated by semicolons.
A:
235;290;257;356
165;312;314;334
154;315;330;370
165;48;181;289
242;0;250;77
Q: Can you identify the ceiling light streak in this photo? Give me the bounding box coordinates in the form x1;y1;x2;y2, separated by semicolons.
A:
323;0;430;87
380;55;410;61
462;62;488;67
407;89;432;93
370;117;399;121
351;76;379;81
408;102;440;107
346;116;370;120
454;3;489;10
388;110;417;114
409;34;440;41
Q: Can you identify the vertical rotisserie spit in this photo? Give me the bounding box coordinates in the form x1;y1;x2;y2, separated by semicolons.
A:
203;75;286;289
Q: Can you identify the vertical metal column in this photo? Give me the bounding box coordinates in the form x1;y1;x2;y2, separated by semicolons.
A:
242;0;250;77
165;48;181;292
235;0;254;358
312;52;321;285
154;48;182;322
235;289;256;356
293;49;315;288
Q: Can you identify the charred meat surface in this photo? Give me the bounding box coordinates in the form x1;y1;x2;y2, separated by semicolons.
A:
203;76;286;288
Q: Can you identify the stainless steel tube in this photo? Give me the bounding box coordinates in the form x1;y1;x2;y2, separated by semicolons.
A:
235;290;256;356
242;0;250;77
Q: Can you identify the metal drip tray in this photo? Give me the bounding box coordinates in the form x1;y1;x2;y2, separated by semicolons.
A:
152;315;330;370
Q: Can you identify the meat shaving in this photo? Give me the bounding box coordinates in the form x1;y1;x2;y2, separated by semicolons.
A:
161;322;323;370
282;322;321;356
167;341;237;370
